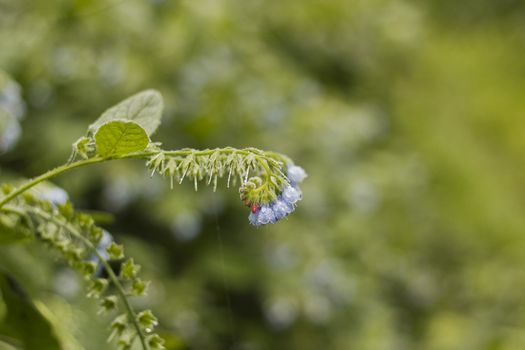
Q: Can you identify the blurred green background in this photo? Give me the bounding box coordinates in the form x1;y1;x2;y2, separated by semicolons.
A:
1;0;525;349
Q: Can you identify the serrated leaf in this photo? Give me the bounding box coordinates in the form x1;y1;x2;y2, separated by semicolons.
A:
95;121;149;157
89;90;163;136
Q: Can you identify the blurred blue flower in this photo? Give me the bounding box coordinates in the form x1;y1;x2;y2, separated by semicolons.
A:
248;164;307;226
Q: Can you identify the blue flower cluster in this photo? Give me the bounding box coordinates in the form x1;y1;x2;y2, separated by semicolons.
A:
249;165;307;226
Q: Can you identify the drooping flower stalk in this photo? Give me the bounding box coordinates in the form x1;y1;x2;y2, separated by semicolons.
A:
0;89;307;349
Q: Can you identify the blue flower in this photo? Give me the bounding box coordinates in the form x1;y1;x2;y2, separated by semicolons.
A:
271;197;294;220
247;164;307;226
287;165;307;184
282;185;302;205
257;205;276;225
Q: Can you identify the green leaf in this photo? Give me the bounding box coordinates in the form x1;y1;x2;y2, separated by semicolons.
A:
0;339;19;350
89;89;163;136
95;120;149;157
0;272;64;349
88;225;103;244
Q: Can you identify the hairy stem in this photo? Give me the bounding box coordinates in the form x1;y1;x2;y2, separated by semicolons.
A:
3;205;150;350
0;156;106;208
0;146;289;349
0;147;287;209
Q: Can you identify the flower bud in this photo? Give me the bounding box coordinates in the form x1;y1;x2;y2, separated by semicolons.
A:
282;186;301;204
257;206;276;225
287;165;307;184
272;198;294;220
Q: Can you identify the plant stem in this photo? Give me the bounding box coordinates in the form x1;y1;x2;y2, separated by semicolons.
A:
0;156;106;208
0;148;288;209
0;146;289;350
0;152;150;208
4;205;150;350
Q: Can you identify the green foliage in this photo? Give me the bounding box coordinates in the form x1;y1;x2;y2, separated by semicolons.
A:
0;79;297;349
107;242;125;260
70;89;162;161
0;271;64;349
89;90;164;136
120;258;141;280
147;334;166;350
95;120;150;157
0;212;32;244
0;191;163;349
132;278;149;297
86;278;108;299
137;310;158;331
89;90;163;137
100;296;119;313
2;1;525;349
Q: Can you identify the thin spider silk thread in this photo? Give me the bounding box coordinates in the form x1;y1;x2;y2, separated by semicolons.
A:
213;203;236;344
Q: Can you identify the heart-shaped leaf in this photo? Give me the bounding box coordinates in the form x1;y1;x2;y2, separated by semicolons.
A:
89;90;163;136
95;120;149;157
